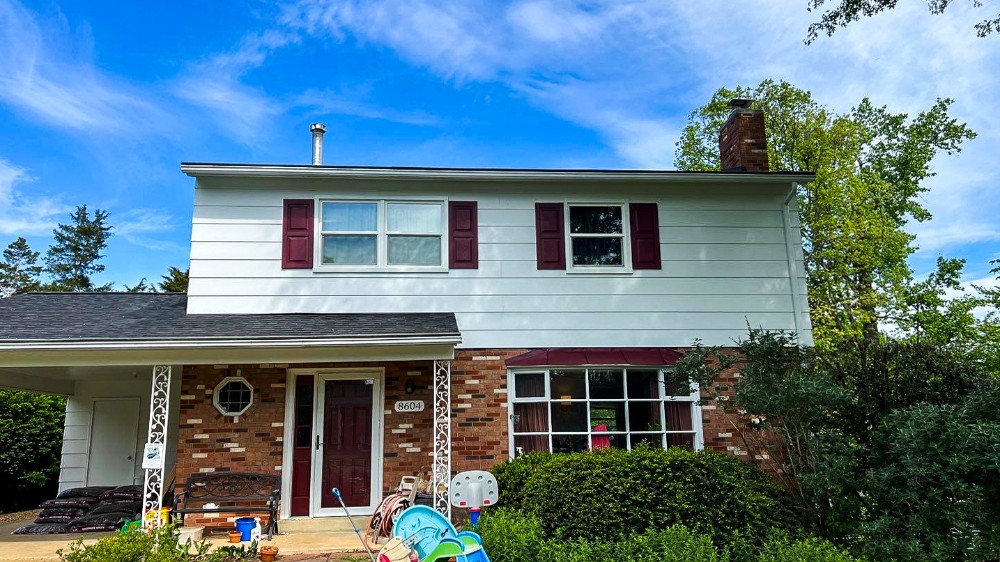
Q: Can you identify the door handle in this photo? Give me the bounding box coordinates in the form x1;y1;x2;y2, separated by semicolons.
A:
315;435;322;450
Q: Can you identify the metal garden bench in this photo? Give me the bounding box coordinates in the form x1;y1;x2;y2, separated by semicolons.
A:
173;472;280;539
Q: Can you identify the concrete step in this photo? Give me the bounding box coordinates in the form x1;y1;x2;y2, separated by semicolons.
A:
281;517;365;534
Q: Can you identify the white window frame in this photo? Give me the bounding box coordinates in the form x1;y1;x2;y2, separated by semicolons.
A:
506;367;703;456
564;202;632;272
213;376;254;417
315;197;448;272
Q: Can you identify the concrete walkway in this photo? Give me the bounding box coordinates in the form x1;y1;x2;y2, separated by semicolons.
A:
0;516;370;561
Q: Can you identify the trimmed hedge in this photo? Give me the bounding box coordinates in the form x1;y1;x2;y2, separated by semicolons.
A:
493;447;797;545
479;509;857;562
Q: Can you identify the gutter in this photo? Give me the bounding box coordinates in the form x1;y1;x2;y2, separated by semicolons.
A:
180;163;816;184
0;334;463;352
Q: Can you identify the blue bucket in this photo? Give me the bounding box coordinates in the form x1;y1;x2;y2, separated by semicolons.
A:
235;517;255;541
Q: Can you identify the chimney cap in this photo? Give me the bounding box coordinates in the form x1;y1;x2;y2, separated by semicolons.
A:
727;99;753;110
310;123;327;133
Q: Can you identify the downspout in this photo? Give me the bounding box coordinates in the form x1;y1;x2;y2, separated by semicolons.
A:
782;182;805;340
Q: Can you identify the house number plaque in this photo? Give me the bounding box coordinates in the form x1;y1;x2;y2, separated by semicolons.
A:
394;400;425;412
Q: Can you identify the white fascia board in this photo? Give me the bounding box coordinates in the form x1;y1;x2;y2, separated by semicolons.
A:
180;163;816;184
0;342;458;368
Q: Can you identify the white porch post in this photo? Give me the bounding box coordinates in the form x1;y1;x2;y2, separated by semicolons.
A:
432;359;452;518
142;365;171;528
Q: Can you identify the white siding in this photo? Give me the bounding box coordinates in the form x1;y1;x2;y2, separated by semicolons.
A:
187;178;812;348
58;372;182;493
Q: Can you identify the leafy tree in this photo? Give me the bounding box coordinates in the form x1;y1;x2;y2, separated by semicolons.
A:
806;0;1000;42
158;266;189;293
675;80;975;349
0;390;66;511
43;206;114;292
0;237;42;297
673;328;997;557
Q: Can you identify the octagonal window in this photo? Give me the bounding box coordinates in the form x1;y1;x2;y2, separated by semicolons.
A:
213;376;253;416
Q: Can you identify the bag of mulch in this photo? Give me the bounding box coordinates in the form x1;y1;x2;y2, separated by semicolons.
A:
99;485;143;501
67;512;131;533
91;502;141;516
40;497;100;509
35;507;89;524
56;486;115;499
13;523;70;534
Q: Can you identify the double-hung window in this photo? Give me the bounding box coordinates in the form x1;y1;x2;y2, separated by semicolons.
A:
320;200;444;268
567;204;628;268
509;367;700;455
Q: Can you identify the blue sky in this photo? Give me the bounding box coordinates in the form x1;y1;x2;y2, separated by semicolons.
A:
1;0;998;291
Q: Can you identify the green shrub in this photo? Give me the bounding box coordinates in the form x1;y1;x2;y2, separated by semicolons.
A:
479;510;858;562
854;397;1000;561
57;525;259;562
479;510;722;562
479;508;545;562
756;536;857;562
490;451;554;510
516;447;798;546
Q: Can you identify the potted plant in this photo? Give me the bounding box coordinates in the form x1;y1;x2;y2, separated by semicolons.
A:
260;544;279;562
228;530;242;543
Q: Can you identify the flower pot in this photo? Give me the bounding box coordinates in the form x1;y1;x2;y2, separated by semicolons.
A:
260;545;279;562
228;530;242;543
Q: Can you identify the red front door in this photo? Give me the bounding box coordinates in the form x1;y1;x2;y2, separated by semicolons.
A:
320;379;373;509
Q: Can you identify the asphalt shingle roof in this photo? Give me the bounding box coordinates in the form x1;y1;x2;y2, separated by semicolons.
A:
0;293;460;343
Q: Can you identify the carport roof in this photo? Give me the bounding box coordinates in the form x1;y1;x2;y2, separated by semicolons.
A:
0;292;460;343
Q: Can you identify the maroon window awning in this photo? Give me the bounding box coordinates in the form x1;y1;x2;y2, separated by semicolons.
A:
505;348;684;368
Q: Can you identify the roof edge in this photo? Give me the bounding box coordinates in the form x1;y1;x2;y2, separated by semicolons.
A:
0;334;462;351
181;163;816;183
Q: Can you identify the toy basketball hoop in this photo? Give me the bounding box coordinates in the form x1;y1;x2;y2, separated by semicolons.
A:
449;470;499;526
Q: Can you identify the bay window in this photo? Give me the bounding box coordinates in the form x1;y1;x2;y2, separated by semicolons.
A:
509;367;700;455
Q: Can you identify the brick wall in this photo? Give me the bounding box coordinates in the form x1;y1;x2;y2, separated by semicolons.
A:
450;349;527;474
172;349;745;530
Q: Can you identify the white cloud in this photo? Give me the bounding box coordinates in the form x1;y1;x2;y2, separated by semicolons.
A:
274;0;1000;252
0;157;71;236
0;0;169;135
295;88;441;126
171;30;298;146
114;208;183;252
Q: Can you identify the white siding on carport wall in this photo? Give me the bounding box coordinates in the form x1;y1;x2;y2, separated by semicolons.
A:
58;371;181;493
186;178;813;348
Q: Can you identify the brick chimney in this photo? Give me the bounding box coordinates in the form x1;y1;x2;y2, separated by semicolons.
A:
718;99;769;172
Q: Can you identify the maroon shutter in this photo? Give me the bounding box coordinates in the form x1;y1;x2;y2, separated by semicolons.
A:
449;201;478;269
535;203;566;270
282;199;314;269
630;203;661;270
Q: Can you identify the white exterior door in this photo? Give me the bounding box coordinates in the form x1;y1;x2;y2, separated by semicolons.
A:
88;398;140;486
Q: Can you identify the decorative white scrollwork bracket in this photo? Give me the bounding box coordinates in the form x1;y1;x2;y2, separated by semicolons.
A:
432;360;452;519
142;365;171;528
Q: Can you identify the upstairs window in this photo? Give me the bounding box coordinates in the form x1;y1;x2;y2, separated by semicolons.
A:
319;200;444;268
568;204;627;268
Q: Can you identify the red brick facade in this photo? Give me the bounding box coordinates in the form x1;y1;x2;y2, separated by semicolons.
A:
172;348;743;529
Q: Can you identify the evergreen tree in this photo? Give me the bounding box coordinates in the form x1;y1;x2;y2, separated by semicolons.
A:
43;206;114;292
158;266;189;293
0;237;42;297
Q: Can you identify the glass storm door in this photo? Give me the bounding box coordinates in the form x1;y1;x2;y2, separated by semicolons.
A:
311;374;381;516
